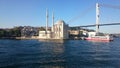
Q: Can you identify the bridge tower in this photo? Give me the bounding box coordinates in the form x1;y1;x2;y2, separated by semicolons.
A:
96;3;99;33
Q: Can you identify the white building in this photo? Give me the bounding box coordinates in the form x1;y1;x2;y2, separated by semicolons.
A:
38;10;69;40
53;20;69;39
39;31;52;39
39;20;69;39
87;32;96;37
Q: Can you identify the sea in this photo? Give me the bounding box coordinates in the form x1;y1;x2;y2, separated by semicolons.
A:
0;38;120;68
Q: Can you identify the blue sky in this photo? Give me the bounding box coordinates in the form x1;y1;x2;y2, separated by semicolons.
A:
0;0;120;33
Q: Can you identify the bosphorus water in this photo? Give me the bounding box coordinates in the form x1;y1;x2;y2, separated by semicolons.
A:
0;38;120;68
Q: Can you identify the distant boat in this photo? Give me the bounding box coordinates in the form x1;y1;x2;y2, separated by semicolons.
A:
85;32;113;41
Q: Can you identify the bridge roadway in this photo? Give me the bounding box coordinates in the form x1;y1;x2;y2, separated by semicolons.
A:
71;23;120;28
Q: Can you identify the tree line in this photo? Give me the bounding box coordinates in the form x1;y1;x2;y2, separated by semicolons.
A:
0;27;21;38
0;26;47;38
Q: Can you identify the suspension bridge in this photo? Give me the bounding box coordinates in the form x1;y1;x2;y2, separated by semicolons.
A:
69;3;120;31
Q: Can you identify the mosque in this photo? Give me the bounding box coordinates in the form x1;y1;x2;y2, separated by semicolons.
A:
38;10;69;39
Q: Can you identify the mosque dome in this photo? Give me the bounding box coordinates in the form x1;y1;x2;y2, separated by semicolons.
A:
56;20;65;24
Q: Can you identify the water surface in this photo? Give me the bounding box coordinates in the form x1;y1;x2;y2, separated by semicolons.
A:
0;38;120;68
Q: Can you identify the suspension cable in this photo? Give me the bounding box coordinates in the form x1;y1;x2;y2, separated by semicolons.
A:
67;5;95;24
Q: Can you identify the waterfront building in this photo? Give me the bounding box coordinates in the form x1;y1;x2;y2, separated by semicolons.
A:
39;31;52;39
53;20;69;39
38;10;69;39
21;26;38;37
39;20;69;39
69;30;80;36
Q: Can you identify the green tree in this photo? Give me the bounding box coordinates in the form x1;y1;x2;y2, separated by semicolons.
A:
0;30;5;37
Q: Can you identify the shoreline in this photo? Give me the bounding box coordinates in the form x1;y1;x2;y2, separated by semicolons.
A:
0;37;85;40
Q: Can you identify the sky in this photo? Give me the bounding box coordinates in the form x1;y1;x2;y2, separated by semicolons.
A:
0;0;120;33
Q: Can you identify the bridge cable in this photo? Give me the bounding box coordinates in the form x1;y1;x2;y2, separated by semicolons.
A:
67;5;95;24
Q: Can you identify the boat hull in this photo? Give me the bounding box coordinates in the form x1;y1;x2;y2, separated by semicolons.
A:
85;37;113;42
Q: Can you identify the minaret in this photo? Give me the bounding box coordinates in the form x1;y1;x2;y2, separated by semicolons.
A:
96;3;99;33
46;8;48;33
52;11;54;32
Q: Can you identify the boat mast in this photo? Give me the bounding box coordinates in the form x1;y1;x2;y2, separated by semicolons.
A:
96;3;99;33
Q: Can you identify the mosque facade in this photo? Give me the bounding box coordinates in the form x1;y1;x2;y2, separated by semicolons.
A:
38;10;69;39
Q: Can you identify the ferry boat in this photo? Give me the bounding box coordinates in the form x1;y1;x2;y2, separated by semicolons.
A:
85;32;113;41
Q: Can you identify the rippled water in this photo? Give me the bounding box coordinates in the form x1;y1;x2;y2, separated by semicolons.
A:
0;38;120;68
